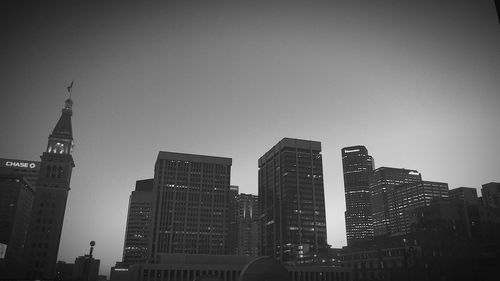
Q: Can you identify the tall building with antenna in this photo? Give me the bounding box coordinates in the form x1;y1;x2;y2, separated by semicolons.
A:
24;94;75;279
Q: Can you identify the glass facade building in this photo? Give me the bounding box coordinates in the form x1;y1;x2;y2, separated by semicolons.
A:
123;179;154;265
258;138;327;264
387;181;449;234
369;167;421;237
341;145;374;246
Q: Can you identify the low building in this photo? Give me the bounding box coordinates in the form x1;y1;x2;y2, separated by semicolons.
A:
126;254;351;281
73;255;100;281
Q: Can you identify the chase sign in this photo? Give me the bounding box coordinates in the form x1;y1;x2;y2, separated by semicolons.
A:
1;158;38;169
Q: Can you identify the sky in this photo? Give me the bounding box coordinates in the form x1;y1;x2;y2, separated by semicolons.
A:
1;0;499;277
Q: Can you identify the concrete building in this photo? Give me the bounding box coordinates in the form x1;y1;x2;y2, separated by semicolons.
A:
148;151;232;262
258;138;328;264
341;146;374;246
123;179;154;265
369;167;421;237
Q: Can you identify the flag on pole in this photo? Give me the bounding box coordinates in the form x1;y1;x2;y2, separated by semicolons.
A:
67;81;74;93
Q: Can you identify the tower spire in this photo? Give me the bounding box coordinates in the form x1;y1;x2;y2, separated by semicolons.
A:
46;84;74;154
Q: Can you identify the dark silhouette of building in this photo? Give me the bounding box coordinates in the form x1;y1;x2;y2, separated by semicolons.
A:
122;179;154;265
148;151;232;261
258;138;327;264
481;182;500;208
73;254;100;281
369;167;421;237
55;261;74;281
449;186;479;205
341;146;374;246
0;175;35;277
24;97;75;279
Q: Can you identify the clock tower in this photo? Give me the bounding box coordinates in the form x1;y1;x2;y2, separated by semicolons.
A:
25;97;75;279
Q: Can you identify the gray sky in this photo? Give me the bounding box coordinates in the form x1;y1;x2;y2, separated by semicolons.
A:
1;0;499;277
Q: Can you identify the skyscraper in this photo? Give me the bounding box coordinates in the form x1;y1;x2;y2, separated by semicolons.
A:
234;193;259;256
25;97;75;279
341;145;374;246
122;179;154;265
227;185;240;255
369;167;421;237
258;138;327;264
148;151;232;262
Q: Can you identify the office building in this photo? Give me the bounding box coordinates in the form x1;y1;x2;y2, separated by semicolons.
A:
227;185;240;255
258;138;327;264
148;151;232;262
0;175;35;277
235;193;259;256
341;145;374;246
123;179;154;265
481;182;500;208
450;187;479;205
0;158;40;186
369;167;421;237
25;97;76;279
387;181;449;234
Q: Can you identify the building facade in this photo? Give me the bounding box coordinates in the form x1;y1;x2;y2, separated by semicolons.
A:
227;186;240;255
235;193;259;256
387;181;449;234
0;158;40;186
341;146;374;246
258;138;327;264
369;167;421;237
481;182;500;208
24;97;75;279
0;175;35;277
123;179;154;265
148;151;232;262
449;187;479;206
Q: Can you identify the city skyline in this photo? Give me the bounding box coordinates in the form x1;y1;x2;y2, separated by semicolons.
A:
1;1;500;276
